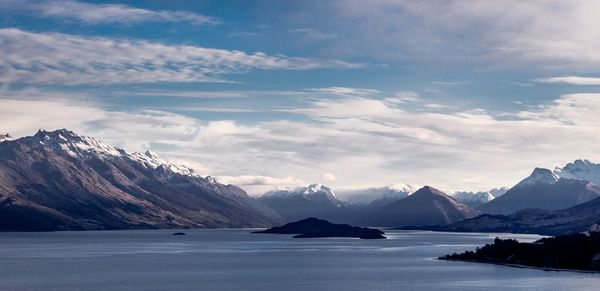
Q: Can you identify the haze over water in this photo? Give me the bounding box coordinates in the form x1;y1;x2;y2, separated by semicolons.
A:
1;230;598;291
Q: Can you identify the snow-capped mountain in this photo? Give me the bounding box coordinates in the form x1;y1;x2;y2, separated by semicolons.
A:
334;183;418;205
436;194;600;236
478;167;600;215
489;187;509;198
0;129;281;231
359;186;478;227
451;191;496;208
0;133;11;142
259;184;347;222
30;129;203;178
515;168;558;188
554;159;600;185
263;184;341;206
365;183;418;208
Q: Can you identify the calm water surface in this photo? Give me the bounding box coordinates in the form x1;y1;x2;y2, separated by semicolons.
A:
0;229;598;290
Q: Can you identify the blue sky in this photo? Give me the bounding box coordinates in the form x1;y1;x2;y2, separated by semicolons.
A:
2;0;600;196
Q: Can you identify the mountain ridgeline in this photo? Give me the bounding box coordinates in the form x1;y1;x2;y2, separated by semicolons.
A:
4;129;600;235
0;129;282;231
359;186;478;227
478;168;600;215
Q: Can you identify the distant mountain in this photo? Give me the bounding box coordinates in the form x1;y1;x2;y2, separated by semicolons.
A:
555;159;600;185
478;168;600;214
429;193;600;236
0;129;281;231
451;191;495;208
0;133;11;142
489;187;509;198
358;186;478;227
364;183;418;209
335;183;417;205
258;184;345;222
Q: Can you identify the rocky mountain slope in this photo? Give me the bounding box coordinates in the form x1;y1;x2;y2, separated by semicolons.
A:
427;193;600;235
0;129;281;231
554;159;600;185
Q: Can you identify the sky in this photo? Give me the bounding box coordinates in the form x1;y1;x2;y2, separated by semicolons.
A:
2;0;600;197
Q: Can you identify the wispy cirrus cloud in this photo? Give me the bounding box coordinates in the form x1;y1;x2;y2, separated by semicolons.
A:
536;76;600;85
308;86;379;97
0;28;363;85
2;0;219;25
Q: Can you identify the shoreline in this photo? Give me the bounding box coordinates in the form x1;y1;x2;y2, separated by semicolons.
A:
440;258;600;274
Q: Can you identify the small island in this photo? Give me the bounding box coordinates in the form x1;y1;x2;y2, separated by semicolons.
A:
440;232;600;272
254;217;386;239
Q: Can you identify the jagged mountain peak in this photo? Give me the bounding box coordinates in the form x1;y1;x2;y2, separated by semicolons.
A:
412;185;444;196
0;133;12;142
13;129;203;179
554;159;600;185
263;183;338;200
516;167;558;187
451;190;495;208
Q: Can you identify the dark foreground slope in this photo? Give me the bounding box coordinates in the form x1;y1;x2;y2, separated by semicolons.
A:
440;233;600;272
255;217;386;239
0;129;281;231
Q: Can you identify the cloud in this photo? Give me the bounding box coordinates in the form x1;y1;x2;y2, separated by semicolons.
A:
536;76;600;85
228;32;259;38
215;175;305;195
3;0;219;25
333;184;418;203
290;28;337;40
0;28;363;85
383;91;421;104
308;86;379;97
322;172;337;181
292;1;600;70
4;91;600;196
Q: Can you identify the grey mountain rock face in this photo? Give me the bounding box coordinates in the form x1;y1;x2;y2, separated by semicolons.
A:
0;129;282;231
452;191;495;208
358;186;478;227
478;168;600;215
432;194;600;236
554;159;600;185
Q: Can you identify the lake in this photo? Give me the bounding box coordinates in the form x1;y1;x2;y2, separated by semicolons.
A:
0;229;598;290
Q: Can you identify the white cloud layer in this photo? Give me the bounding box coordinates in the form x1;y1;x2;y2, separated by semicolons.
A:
3;0;219;25
0;28;362;85
3;90;600;195
308;0;600;70
536;76;600;85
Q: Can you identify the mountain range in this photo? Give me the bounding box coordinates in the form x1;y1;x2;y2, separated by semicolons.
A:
478;168;600;214
0;129;281;231
4;128;600;235
429;194;600;236
258;184;346;222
